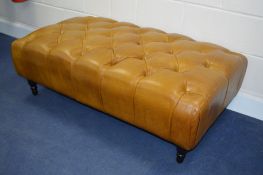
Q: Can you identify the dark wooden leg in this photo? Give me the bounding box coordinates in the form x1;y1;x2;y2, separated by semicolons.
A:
176;147;188;163
27;80;38;96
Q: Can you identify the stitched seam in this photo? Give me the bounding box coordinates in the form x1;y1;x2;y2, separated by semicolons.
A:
191;99;203;147
98;66;107;110
173;53;180;72
183;92;206;147
168;91;186;141
132;76;145;123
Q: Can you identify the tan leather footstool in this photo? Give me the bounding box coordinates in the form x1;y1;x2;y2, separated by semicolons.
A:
11;16;247;163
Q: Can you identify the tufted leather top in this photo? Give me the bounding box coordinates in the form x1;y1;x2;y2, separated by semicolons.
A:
12;16;247;150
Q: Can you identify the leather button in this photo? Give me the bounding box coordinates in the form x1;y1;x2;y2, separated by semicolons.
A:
204;61;210;68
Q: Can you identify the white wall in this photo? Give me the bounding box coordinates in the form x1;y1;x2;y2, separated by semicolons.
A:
0;0;263;120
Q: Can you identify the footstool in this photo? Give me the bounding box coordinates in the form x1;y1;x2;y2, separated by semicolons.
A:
11;16;247;163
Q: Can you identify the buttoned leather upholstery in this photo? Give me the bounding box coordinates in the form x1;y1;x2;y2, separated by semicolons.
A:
11;16;247;150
